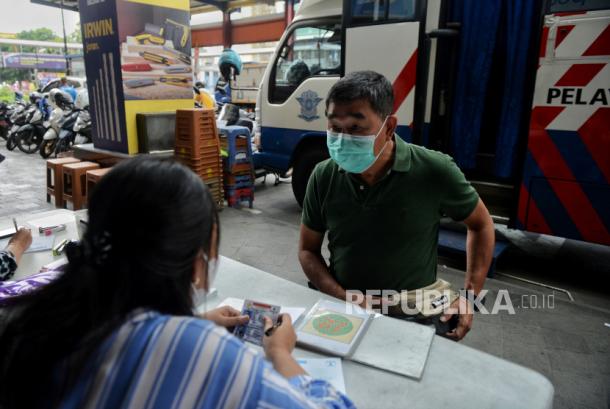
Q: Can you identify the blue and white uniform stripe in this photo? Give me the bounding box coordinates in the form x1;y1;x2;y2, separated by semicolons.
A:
58;311;356;409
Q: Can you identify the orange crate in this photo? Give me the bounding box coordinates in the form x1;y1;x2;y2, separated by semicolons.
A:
174;144;220;160
175;108;219;151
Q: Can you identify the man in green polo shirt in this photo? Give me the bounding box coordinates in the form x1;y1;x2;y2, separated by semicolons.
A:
299;71;495;340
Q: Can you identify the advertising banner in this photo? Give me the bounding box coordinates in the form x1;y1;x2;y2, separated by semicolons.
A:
79;0;192;154
1;53;67;70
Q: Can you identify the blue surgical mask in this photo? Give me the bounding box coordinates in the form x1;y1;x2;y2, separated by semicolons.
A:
327;117;389;173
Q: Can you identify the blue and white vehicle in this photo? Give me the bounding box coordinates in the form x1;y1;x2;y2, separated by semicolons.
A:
254;0;433;205
253;0;610;247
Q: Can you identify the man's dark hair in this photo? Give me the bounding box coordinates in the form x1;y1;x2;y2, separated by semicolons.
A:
60;77;67;85
326;70;394;118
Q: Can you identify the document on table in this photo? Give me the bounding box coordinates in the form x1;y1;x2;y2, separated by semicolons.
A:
297;358;346;394
349;315;434;380
26;213;75;229
216;297;306;324
0;234;55;254
25;235;55;253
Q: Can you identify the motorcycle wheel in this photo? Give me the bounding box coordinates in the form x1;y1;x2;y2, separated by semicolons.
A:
17;129;42;154
54;138;72;157
39;139;57;159
6;133;18;151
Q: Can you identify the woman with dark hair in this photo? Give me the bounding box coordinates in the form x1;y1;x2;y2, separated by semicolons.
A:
0;157;354;409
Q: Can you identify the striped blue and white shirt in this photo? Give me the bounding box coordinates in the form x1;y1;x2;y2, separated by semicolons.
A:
58;310;356;409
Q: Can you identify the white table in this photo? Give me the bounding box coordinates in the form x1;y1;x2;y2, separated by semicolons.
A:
1;210;554;408
1;209;85;280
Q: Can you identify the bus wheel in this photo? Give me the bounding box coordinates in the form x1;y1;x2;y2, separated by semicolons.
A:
291;147;329;207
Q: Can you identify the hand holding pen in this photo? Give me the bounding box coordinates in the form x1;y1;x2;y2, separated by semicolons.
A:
6;220;32;266
262;314;307;378
262;313;296;357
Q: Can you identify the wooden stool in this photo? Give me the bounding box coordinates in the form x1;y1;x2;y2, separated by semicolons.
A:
62;161;100;210
86;168;112;204
46;157;80;208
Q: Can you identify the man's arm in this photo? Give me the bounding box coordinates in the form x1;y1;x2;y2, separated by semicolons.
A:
298;224;346;300
441;198;494;341
463;198;495;295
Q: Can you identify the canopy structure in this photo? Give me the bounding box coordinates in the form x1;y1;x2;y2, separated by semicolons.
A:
30;0;276;14
31;0;296;48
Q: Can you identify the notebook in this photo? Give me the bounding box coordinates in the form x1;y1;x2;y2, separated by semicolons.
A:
296;299;435;379
295;299;374;357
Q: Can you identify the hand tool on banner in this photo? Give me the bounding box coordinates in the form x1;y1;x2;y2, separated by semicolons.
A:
122;63;153;72
165;66;191;74
135;33;165;46
141;51;171;66
159;76;190;87
124;78;155;88
163;18;189;49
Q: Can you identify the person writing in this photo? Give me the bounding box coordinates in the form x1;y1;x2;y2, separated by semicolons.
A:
299;71;495;341
0;157;354;409
0;228;32;281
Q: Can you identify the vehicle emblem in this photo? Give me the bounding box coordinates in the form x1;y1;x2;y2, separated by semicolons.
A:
296;90;323;122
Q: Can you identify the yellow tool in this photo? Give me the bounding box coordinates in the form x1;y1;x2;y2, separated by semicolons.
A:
159;75;190;87
164;18;189;50
136;33;165;45
141;51;170;66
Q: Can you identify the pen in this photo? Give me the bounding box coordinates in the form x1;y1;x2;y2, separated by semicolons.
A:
264;316;283;337
12;218;18;233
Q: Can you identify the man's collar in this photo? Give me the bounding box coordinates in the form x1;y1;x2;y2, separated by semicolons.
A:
392;133;412;172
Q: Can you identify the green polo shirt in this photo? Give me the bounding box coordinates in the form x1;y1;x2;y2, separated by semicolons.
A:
302;135;479;292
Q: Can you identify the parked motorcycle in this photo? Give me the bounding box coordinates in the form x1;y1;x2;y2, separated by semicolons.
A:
0;102;11;141
5;103;28;151
54;89;90;156
217;102;255;135
55;109;81;156
73;108;92;143
16;92;46;154
39;89;73;158
39;106;65;158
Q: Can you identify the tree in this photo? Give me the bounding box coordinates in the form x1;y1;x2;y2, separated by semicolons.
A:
16;28;63;54
67;23;82;45
0;28;63;85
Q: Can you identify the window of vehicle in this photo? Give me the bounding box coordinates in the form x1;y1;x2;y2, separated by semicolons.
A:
269;21;342;104
350;0;417;24
548;0;610;14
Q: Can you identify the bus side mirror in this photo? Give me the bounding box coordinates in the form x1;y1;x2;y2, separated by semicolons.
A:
280;44;292;60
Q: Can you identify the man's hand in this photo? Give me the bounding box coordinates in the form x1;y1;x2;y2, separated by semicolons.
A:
200;306;249;329
440;296;473;341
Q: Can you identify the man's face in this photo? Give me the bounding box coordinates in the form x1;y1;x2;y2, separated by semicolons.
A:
326;99;395;156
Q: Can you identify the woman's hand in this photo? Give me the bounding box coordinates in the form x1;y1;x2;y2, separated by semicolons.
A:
262;313;297;359
262;314;305;378
7;228;32;265
200;306;249;329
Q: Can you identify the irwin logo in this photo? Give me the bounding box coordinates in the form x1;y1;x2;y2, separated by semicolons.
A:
547;88;609;105
83;19;114;39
